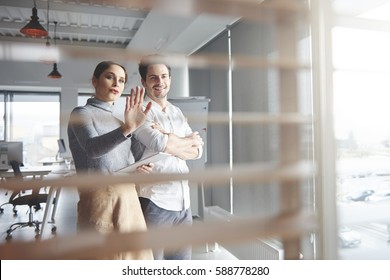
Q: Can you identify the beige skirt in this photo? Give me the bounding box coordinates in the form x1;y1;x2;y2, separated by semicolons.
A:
77;183;153;260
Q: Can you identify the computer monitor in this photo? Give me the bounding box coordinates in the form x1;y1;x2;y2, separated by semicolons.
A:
0;141;23;170
57;139;66;154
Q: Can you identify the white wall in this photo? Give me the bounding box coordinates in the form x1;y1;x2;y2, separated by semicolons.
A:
188;20;313;219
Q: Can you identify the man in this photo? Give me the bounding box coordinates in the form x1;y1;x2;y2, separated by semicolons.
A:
134;54;204;260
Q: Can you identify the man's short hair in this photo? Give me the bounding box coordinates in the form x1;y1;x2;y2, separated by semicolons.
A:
138;54;171;81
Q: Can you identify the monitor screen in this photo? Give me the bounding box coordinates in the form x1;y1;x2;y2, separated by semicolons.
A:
0;141;23;168
57;139;66;154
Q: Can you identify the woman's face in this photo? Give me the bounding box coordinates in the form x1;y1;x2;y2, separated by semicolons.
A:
92;64;126;104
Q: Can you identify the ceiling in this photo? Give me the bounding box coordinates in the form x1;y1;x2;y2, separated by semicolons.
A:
0;0;146;49
0;0;238;55
0;0;239;89
1;0;389;56
1;0;389;90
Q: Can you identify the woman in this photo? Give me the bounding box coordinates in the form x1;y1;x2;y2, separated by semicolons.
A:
67;61;153;259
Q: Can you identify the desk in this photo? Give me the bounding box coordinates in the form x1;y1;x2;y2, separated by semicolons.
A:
38;157;65;166
0;166;52;179
40;175;60;239
40;169;75;239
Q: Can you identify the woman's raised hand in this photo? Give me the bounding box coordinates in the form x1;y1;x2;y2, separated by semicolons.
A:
121;86;152;136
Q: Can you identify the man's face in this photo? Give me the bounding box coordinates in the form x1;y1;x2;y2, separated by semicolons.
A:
141;64;171;102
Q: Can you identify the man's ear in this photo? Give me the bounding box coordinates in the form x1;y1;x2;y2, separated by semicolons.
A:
141;79;146;87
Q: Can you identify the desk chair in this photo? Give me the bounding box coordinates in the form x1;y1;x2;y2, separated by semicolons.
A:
0;161;56;240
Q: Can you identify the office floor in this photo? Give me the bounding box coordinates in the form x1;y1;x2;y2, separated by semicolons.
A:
0;187;237;260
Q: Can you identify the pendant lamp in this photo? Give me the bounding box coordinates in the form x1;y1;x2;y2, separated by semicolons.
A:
40;0;57;64
48;63;62;79
48;21;62;79
20;0;48;38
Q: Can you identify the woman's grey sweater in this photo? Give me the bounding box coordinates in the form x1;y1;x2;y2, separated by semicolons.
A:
67;97;135;174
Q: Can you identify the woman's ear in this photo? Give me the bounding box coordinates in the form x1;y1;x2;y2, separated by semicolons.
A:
92;77;97;88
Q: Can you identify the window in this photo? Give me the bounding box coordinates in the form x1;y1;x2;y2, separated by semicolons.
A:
0;92;4;140
332;4;390;259
1;91;60;165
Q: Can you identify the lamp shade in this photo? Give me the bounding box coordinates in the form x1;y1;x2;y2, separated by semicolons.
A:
20;6;48;38
48;63;62;79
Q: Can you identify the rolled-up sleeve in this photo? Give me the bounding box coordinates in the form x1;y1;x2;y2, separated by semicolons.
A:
133;115;168;153
68;107;128;159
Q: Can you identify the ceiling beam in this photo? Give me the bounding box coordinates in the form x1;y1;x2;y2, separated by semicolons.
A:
0;36;127;49
0;0;149;19
0;21;136;40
